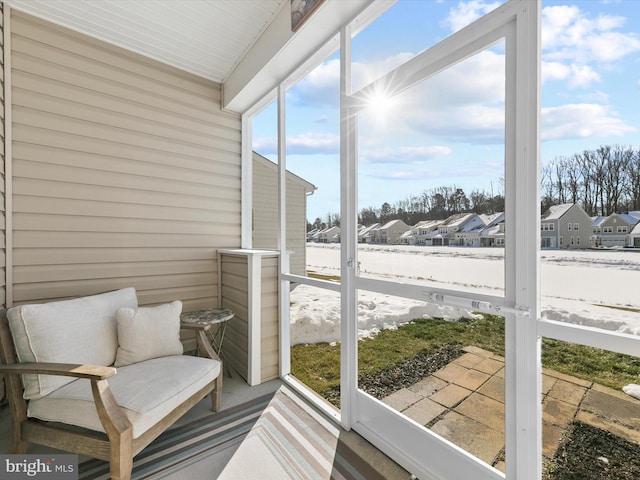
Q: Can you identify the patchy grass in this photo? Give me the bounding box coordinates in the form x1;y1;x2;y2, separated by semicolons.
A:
542;338;640;390
291;314;640;395
291;315;505;394
307;271;341;282
594;304;640;314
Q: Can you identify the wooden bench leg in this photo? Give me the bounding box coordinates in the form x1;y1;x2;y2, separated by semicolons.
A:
92;379;134;480
211;371;223;412
11;421;28;454
109;433;133;480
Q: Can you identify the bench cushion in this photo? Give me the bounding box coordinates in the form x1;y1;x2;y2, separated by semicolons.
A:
27;355;221;439
7;288;138;399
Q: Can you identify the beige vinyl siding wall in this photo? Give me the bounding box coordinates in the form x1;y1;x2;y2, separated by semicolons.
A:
1;3;5;402
1;4;6;309
259;255;279;382
219;254;249;378
252;153;313;276
9;11;241;308
219;250;279;384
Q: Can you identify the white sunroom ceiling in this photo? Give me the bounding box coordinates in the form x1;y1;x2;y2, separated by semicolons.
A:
4;0;287;83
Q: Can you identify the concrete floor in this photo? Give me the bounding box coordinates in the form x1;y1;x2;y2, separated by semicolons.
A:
5;351;639;477
0;372;282;462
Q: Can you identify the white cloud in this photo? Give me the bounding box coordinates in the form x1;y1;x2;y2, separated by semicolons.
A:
363;157;503;183
542;61;571;84
567;64;601;88
542;61;601;89
289;59;340;107
287;133;340;154
293;47;507;144
442;0;502;33
542;104;636;140
281;3;639;153
252;133;340;155
542;5;640;64
540;4;640;92
365;49;506;143
362;146;453;164
352;53;415;92
291;52;415;106
252;137;277;154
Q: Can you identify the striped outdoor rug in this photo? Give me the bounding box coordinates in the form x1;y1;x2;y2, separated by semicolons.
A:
79;386;403;479
79;392;273;479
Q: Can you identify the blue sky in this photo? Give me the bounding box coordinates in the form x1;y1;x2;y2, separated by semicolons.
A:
252;0;640;223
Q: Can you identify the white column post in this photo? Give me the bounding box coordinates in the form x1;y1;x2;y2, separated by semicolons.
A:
277;83;291;376
340;23;358;431
504;1;542;479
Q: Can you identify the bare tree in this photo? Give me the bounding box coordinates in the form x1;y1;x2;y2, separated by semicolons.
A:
540;163;555;213
597;145;630;215
563;156;582;205
470;189;489;214
624;148;640;211
359;207;378;225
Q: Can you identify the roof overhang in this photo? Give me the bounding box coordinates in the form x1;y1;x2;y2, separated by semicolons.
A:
4;0;376;114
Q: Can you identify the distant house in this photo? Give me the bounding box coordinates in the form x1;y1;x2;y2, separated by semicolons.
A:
405;220;443;245
628;222;640;248
590;216;607;247
374;219;410;244
591;212;640;248
252;152;316;275
452;214;488;247
479;212;505;247
424;213;483;246
306;227;320;242
316;226;340;243
540;203;591;249
358;223;381;243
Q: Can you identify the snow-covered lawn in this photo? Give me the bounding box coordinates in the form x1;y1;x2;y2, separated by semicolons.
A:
289;244;640;345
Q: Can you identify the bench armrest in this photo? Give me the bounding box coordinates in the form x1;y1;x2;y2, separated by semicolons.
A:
1;362;131;436
0;362;116;381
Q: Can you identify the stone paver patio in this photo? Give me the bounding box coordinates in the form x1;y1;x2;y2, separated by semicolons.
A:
382;346;640;472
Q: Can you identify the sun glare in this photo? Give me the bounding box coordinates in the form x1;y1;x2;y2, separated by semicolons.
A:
365;87;397;125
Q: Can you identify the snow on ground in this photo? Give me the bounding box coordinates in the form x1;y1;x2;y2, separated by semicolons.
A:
289;244;640;345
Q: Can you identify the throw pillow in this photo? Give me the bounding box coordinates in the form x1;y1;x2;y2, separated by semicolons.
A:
115;300;183;367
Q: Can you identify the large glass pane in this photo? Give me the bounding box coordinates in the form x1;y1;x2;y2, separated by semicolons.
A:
540;245;640;338
356;43;506;300
541;337;640;479
351;0;508;92
266;52;342;404
252;100;279;252
538;0;640;339
289;284;341;408
285;52;341;277
357;290;507;472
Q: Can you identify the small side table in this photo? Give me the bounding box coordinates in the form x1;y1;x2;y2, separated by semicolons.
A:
181;308;234;357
